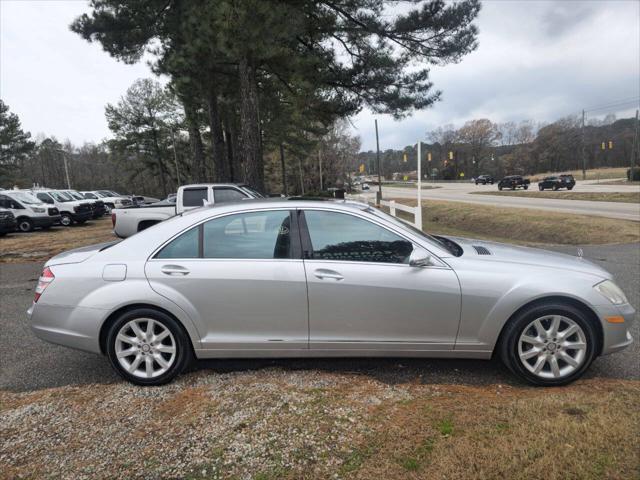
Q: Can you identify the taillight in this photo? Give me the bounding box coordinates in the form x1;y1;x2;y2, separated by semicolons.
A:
111;213;116;228
34;267;55;303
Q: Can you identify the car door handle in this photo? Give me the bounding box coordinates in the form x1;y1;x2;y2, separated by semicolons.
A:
314;269;344;281
161;265;190;276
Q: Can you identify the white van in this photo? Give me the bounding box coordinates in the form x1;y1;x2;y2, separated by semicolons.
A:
0;191;61;232
29;189;93;226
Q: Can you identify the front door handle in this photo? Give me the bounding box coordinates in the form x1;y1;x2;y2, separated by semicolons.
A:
161;265;190;276
314;269;344;281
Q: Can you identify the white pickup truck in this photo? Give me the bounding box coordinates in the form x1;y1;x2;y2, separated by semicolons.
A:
111;183;263;238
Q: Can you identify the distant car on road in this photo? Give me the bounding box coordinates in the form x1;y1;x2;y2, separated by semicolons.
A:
498;175;530;190
538;174;576;191
475;175;495;185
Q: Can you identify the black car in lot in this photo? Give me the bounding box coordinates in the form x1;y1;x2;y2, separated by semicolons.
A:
538;174;576;191
498;175;530;190
0;209;17;236
475;174;494;185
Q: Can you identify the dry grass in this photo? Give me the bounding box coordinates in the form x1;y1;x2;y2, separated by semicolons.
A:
389;199;640;245
471;191;640;203
528;167;629;182
1;372;638;479
0;218;115;264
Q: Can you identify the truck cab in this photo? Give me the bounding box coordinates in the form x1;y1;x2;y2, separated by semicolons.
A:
30;189;93;226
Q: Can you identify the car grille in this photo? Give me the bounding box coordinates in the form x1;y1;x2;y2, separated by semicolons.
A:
473;245;492;255
74;203;92;213
48;208;59;216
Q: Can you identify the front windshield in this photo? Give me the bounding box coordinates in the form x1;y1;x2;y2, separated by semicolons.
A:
66;190;85;200
9;192;41;205
50;191;74;202
240;185;264;198
365;206;458;255
84;193;98;199
97;191;113;197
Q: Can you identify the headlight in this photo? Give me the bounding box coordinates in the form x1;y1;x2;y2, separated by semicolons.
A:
594;280;628;305
30;207;45;213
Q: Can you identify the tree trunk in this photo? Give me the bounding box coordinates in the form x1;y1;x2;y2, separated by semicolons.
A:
151;128;168;197
183;99;206;183
207;87;229;182
238;55;264;191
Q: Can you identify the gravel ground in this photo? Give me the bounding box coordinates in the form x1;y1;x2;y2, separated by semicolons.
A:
1;243;638;393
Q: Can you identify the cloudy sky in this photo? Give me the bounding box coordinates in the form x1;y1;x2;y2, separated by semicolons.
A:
1;0;639;151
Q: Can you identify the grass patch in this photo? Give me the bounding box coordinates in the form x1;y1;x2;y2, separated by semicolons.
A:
388;199;640;245
471;191;640;203
0;217;115;264
436;417;454;436
528;167;629;182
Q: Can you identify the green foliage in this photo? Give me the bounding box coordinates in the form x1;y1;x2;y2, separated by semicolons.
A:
0;100;35;183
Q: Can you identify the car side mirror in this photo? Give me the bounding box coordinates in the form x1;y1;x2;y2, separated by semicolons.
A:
409;248;432;267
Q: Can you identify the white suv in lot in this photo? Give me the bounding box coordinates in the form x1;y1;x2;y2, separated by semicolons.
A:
0;191;61;232
30;189;93;226
81;190;132;213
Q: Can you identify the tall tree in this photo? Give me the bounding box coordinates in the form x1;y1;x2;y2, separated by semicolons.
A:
0;100;35;184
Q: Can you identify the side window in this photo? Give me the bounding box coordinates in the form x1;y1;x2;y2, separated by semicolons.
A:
203;210;291;259
304;210;413;264
182;188;208;207
156;227;199;259
213;187;247;204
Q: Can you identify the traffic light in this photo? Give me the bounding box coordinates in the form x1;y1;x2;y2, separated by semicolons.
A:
427;152;432;162
448;151;453;160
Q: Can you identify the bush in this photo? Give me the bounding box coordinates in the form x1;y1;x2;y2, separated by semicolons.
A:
627;167;640;181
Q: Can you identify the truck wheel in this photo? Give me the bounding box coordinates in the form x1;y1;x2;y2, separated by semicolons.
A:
524;185;529;190
60;213;73;226
567;186;574;190
17;218;34;232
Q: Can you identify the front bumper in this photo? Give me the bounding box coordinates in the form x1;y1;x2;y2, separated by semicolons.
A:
72;211;93;222
595;302;636;355
33;216;60;228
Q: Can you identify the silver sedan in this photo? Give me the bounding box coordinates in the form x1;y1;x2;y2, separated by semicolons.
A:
27;199;635;386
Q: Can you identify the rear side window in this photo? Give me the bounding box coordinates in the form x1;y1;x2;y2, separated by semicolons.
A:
156;227;199;259
182;188;208;207
213;187;247;204
203;210;291;259
303;210;413;264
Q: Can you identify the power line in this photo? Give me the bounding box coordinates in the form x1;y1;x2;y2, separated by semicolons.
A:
584;97;640;114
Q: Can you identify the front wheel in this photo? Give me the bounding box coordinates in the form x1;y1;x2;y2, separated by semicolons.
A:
60;213;73;226
106;308;192;386
17;218;33;232
499;302;597;386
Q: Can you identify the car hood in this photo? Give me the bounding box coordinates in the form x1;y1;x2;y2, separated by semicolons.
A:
46;240;120;266
446;236;612;279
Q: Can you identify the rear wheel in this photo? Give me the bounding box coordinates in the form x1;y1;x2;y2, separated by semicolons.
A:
17;217;33;232
106;308;192;386
499;302;597;386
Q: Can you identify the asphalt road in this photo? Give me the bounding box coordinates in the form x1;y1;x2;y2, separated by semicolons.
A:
359;180;640;221
1;242;638;392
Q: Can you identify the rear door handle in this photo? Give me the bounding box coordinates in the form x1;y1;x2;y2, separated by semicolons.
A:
161;265;190;276
314;269;344;281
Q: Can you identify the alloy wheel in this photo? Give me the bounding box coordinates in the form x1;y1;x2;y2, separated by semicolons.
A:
518;315;587;380
114;318;177;379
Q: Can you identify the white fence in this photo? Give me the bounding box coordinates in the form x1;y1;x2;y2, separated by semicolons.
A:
348;195;422;230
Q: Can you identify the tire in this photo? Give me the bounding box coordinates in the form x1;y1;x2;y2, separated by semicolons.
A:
539;185;544;191
106;308;192;386
60;213;73;226
498;185;503;191
499;301;598;386
17;217;33;232
524;185;529;190
567;186;574;191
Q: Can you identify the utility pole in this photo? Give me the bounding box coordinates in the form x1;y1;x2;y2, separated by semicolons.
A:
170;128;181;186
280;143;288;196
318;146;323;191
375;119;382;205
56;148;71;189
581;109;586;180
631;109;639;181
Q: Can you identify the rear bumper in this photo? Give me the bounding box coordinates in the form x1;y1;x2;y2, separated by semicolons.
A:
595;303;636;355
27;302;103;354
